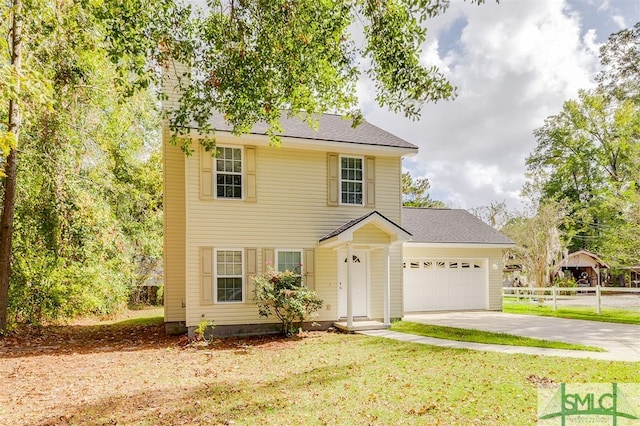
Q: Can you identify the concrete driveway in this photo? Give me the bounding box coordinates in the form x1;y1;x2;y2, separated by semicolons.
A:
399;311;640;362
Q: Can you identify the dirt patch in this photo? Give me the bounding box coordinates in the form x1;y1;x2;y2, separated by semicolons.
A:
0;315;314;425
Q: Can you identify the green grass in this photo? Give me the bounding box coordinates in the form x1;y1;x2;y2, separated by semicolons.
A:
88;307;164;329
110;315;164;328
504;302;640;325
58;333;638;426
391;321;604;352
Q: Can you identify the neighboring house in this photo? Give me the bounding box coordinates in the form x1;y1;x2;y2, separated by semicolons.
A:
162;64;513;336
554;249;609;287
402;208;514;312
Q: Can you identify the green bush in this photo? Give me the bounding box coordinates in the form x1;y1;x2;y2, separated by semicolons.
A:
253;268;323;336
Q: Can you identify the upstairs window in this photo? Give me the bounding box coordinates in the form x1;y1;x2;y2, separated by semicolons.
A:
340;156;363;205
216;147;242;199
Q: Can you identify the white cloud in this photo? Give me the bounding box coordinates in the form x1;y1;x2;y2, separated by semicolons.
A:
365;0;602;211
612;14;627;29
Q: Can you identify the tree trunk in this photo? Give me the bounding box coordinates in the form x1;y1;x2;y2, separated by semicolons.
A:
0;0;22;332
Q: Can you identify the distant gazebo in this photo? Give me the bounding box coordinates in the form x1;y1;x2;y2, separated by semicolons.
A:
554;250;609;287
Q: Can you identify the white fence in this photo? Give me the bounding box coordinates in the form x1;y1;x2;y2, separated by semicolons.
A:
502;286;640;314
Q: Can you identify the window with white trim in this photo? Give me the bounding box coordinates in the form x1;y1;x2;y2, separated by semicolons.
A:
340;156;363;205
215;147;242;199
215;249;243;302
276;250;303;274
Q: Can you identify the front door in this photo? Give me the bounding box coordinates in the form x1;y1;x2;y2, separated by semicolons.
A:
338;249;368;318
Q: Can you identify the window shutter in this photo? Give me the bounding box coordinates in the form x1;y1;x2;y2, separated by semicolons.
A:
365;156;375;208
245;146;257;202
263;248;275;270
201;247;214;304
327;153;339;206
304;249;315;290
200;145;213;199
245;248;257;304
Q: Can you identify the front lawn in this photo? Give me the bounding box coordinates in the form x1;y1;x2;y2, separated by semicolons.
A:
1;320;636;425
391;321;604;352
504;302;640;325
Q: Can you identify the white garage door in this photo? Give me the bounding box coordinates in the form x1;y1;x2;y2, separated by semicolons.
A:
403;259;487;312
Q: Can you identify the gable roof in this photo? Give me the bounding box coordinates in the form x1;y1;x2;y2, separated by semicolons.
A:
562;249;609;269
319;211;412;248
402;207;514;246
205;113;418;150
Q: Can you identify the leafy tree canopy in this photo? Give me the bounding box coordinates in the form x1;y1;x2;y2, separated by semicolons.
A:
501;202;568;288
524;22;640;267
165;0;489;152
402;171;446;208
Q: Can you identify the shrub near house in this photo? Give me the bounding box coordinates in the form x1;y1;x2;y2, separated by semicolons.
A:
253;267;323;335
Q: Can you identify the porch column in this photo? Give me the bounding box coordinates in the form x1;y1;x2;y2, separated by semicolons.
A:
383;245;390;326
346;243;353;328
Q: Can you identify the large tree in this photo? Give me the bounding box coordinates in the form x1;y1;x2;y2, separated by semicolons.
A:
525;23;640;267
526;89;640;257
165;0;488;151
597;22;640;102
1;0;490;331
502;202;568;289
0;0;181;330
469;200;511;229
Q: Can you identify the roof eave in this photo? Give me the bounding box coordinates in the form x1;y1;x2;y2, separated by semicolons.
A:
318;211;412;249
405;242;515;249
181;128;419;155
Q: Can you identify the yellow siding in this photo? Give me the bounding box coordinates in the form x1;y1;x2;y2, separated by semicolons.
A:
161;61;190;323
352;224;391;246
161;61;189;113
403;246;505;310
389;244;404;318
163;127;186;322
364;245;401;320
183;139;404;326
314;248;338;321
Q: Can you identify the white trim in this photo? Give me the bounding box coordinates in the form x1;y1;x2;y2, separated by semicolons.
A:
275;249;305;282
338;154;365;206
185;129;419;157
405;242;514;249
319;212;412;249
214;145;244;200
213;248;245;303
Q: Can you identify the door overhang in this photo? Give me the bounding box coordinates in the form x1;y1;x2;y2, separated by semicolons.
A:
321;211;409;331
318;211;411;249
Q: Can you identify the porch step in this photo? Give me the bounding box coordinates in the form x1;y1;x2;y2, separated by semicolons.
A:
333;321;390;333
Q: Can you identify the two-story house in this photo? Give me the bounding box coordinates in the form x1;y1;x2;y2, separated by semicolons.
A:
162;63;513;336
163;63;419;336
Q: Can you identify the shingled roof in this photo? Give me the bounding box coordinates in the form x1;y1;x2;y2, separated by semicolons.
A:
402;207;514;245
205;113;418;150
319;211;411;242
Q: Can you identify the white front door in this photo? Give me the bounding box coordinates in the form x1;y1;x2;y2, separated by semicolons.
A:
338;249;368;317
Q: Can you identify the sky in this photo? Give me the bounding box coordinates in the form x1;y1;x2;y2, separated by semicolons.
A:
190;0;639;212
360;0;640;212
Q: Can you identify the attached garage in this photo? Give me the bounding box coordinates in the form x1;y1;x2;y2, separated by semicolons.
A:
404;258;487;311
402;208;514;312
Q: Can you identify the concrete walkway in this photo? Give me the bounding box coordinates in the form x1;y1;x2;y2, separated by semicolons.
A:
358;311;640;362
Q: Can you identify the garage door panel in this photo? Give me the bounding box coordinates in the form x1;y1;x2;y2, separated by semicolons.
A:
404;258;487;312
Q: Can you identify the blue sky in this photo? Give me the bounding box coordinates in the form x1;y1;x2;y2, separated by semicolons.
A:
361;0;640;212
